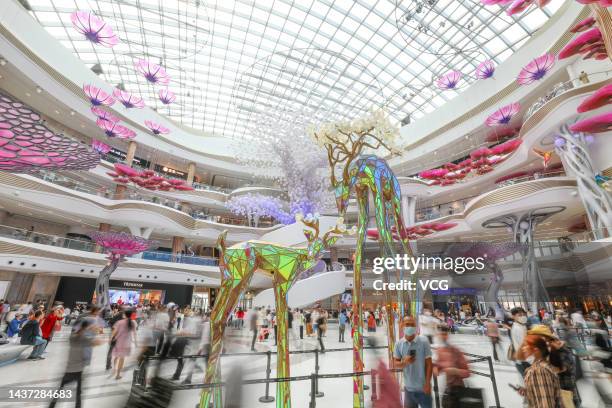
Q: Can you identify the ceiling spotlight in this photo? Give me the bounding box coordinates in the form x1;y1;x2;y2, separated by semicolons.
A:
0;58;6;66
70;110;76;116
35;87;42;93
25;92;30;97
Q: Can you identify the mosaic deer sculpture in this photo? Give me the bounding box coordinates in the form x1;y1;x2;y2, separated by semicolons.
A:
200;216;348;408
316;126;413;407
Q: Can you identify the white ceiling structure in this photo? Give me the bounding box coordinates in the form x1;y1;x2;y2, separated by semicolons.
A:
25;0;563;141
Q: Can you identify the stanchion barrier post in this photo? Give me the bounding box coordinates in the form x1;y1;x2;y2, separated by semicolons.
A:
487;355;502;408
258;350;275;403
309;374;317;408
313;349;324;398
370;369;378;401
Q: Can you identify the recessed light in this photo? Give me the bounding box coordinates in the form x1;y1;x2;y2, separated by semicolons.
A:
36;87;42;94
80;124;85;128
54;110;60;114
70;111;75;116
0;58;6;66
25;92;30;97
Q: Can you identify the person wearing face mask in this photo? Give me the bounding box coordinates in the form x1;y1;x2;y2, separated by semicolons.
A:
510;307;530;378
514;334;561;408
393;316;433;408
434;324;470;408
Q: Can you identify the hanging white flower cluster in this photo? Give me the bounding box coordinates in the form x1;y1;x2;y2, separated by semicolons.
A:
307;109;400;151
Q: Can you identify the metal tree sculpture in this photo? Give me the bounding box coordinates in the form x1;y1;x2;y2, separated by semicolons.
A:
199;216;347;408
554;125;612;238
0;92;100;172
309;110;411;407
483;207;564;313
89;231;153;311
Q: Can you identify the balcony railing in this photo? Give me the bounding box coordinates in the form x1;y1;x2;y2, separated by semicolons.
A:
415;171;566;222
0;225;219;266
24;171;269;228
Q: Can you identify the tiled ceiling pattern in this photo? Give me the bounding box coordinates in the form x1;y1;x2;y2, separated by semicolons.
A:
26;0;562;140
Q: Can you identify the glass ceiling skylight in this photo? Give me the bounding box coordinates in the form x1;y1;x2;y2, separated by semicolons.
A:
26;0;562;140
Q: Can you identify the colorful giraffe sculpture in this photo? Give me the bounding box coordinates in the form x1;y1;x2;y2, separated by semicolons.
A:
311;113;413;407
200;216;348;408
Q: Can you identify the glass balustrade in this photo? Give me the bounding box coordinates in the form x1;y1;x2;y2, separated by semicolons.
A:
415;171;566;222
0;225;219;266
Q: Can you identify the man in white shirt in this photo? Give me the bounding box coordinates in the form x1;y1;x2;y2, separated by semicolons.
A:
419;309;437;344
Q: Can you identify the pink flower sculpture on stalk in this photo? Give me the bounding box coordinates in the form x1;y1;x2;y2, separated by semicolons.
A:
91;106;119;123
96;118;136;139
436;71;462;90
89;231;153;312
577;84;612;113
559;28;603;59
158;88;176;105
135;59;170;85
517;54;555;86
507;0;551;16
481;0;513;5
475;60;496;79
570;17;596;33
144;120;170;135
83;84;115;106
0;92;100;172
71;11;119;48
112;89;145;109
575;0;612;6
91;139;111;155
569;112;612;134
485;103;521;127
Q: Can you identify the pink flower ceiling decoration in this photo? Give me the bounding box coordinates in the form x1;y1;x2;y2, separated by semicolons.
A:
517;54;555;86
0;92;100;172
112;89;145;109
485;102;521;127
570;17;596;33
91;139;111;155
482;0;551;16
481;0;513;5
83;84;115;106
158;88;176;105
436;71;462;90
91;106;119;123
559;28;604;60
88;231;153;257
70;11;119;48
575;0;612;6
135;59;170;85
475;60;496;80
569;112;612;134
577;84;612;113
96;118;136;139
109;163;194;192
144;120;170;135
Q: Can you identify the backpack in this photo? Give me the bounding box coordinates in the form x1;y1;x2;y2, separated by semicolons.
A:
19;320;37;345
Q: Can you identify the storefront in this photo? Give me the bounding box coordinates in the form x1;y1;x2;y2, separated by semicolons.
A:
54;276;193;308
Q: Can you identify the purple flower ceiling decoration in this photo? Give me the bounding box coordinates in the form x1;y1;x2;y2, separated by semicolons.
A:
517;53;556;86
0;92;99;172
158;88;176;105
485;102;521;127
144;120;170;135
135;59;170;85
91;106;119;123
91;139;111;155
89;231;153;258
70;11;119;48
96;118;136;139
436;71;462;90
475;60;496;79
83;84;115;107
112;89;145;109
